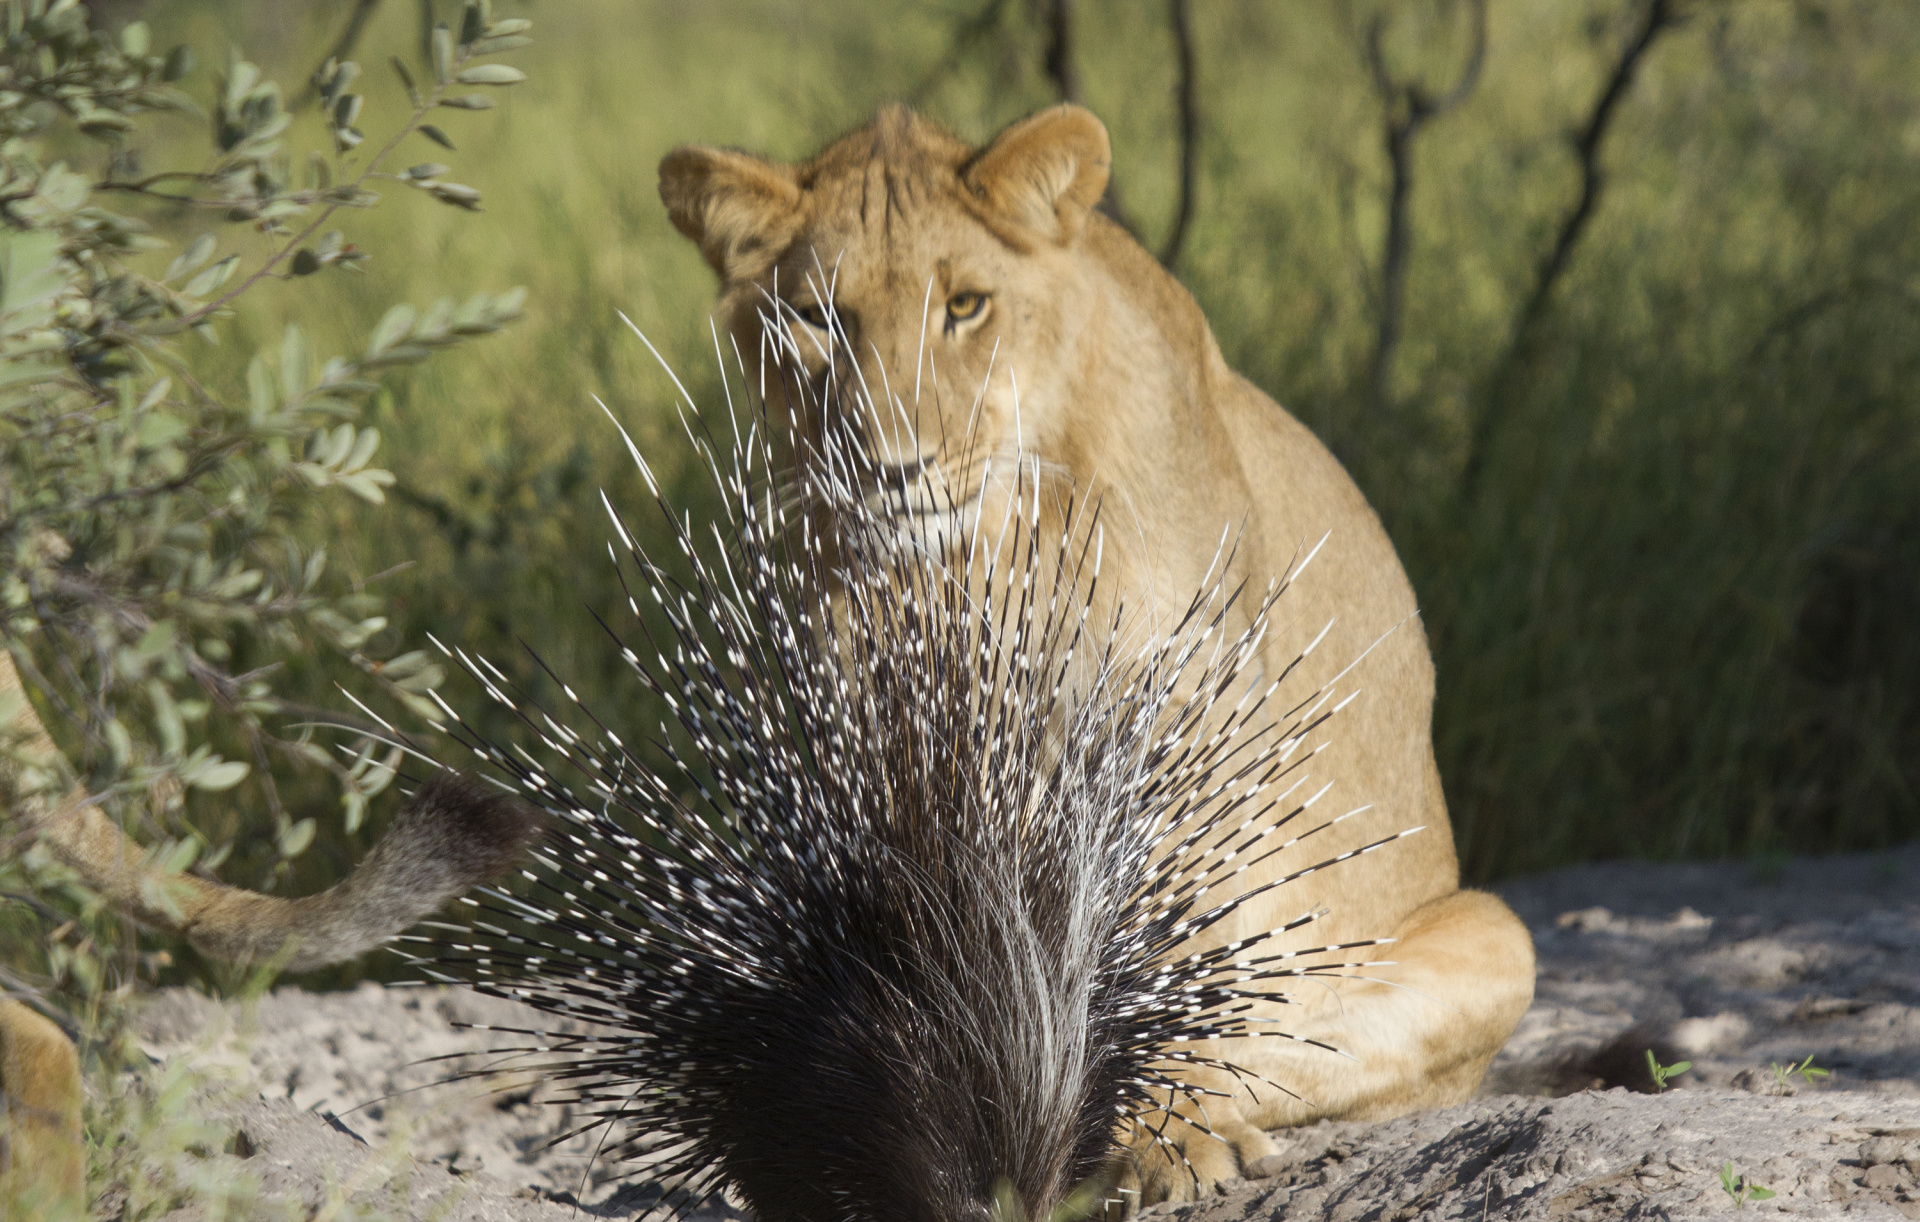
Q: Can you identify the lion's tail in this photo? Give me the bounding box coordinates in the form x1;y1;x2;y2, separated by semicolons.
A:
3;653;542;973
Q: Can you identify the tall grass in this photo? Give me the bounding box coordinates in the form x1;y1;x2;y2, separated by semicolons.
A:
113;0;1916;931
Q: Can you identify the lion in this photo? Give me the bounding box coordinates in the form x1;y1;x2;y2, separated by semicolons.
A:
0;651;541;1215
658;103;1537;1204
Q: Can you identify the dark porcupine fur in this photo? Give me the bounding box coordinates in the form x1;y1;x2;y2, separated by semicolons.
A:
393;313;1413;1222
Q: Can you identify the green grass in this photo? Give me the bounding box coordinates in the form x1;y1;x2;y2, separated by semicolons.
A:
98;0;1918;930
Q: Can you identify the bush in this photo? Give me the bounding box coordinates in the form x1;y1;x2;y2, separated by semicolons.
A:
0;0;530;1146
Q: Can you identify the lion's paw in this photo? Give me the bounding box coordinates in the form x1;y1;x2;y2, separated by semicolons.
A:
1113;1099;1280;1210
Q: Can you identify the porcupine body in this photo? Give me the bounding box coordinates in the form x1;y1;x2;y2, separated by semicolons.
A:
398;348;1413;1221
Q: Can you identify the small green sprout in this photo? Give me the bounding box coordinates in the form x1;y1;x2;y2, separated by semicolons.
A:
1720;1161;1776;1208
1769;1055;1829;1089
1645;1049;1692;1091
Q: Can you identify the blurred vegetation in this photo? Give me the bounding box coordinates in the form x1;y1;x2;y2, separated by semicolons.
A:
38;0;1916;951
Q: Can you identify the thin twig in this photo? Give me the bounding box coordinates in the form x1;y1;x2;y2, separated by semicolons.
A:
1159;0;1200;268
1459;0;1680;497
1365;0;1487;419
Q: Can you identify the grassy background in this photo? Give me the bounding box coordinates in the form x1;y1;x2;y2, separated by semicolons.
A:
104;0;1917;926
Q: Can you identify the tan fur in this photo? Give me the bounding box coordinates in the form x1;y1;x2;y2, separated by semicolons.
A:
661;104;1536;1205
0;651;541;1212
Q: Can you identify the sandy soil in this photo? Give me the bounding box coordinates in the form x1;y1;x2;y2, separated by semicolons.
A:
134;843;1920;1219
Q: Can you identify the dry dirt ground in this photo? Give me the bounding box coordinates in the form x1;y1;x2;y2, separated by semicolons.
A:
134;843;1920;1220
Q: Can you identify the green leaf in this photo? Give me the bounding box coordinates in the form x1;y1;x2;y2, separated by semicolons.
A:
156;837;200;876
436;94;494;111
366;303;415;358
280;324;309;400
147;680;185;756
390;54;417;99
460;1;486;46
188;758;249;792
358;344;432;368
468;35;533;55
431;23;453;85
134;410;187;449
315;422;354;467
337;468;396;504
183;254;239;298
455;64;525;85
485;18;532;36
133;619;178;661
247;354;276;420
426;181;482;210
419;123;457;148
105;717;133;767
164;234;217;284
326;60;361;102
380;650;432;680
78;112;136;138
223;61;261;114
120;22;150;57
1748;1187;1775;1201
277;816;316;857
343;426;381;472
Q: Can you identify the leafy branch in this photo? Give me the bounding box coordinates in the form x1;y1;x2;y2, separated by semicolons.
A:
0;0;531;962
175;12;530;325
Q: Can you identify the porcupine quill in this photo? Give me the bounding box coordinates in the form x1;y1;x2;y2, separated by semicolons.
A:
385;310;1414;1222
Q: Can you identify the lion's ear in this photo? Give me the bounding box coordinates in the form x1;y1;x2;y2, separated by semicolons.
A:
658;146;802;280
963;104;1111;246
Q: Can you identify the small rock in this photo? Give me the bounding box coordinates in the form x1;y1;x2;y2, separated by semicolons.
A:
1862;1137;1909;1166
1556;906;1614;931
1864;1163;1903;1190
1243;1153;1290;1179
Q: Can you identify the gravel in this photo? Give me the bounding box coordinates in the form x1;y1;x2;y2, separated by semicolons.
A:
135;842;1920;1219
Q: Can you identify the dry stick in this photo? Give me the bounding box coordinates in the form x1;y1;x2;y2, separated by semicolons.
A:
1364;0;1487;421
1458;0;1680;498
1159;0;1199;269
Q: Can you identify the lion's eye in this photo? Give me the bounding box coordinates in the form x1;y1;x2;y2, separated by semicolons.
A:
945;291;988;325
792;301;832;330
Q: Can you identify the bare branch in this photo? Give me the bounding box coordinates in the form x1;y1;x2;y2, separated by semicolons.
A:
1159;0;1200;268
1366;0;1489;419
1460;0;1681;496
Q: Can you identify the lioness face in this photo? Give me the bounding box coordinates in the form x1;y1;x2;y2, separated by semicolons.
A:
661;105;1112;525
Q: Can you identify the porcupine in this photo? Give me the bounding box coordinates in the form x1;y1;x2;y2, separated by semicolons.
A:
390;325;1416;1221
